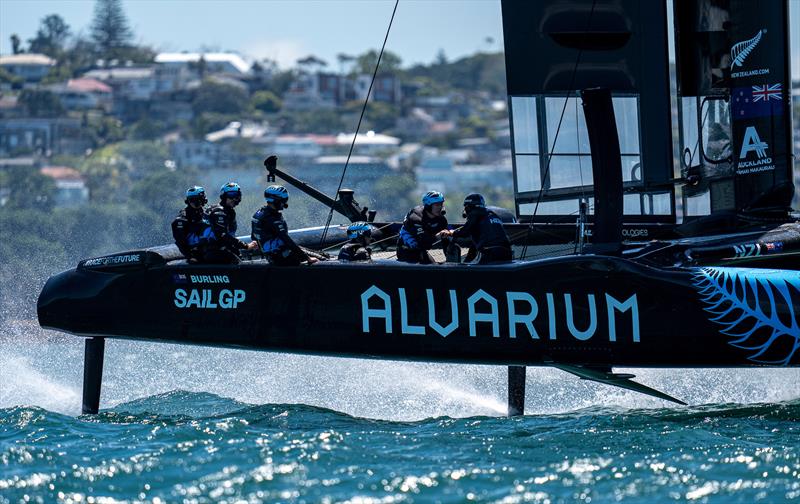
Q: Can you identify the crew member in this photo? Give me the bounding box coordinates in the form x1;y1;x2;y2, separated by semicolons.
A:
438;193;512;264
251;185;318;266
206;182;254;264
338;222;373;262
171;186;214;263
396;191;448;264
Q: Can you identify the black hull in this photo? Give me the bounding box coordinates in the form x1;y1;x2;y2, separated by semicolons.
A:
38;254;800;368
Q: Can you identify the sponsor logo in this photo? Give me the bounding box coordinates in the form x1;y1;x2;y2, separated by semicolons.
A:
174;288;246;309
732;84;784;120
190;274;230;284
736;126;774;174
83;254;141;267
622;228;648;238
730;29;769;79
734;243;761;258
360;286;640;343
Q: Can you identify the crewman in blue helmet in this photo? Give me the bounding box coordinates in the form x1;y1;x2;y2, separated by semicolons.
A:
396;190;448;264
171;186;215;263
206;182;255;264
339;222;373;262
251;185;318;266
439;193;512;264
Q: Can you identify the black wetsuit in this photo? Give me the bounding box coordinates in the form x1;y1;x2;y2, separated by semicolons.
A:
171;206;213;262
451;207;512;264
338;242;371;262
206;203;246;264
396;205;448;264
251;205;310;266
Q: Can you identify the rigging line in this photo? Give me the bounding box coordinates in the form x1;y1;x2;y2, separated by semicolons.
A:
520;0;598;260
318;0;400;248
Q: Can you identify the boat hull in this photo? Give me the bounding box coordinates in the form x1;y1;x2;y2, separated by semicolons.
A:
37;255;800;368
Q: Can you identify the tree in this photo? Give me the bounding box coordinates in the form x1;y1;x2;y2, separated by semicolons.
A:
18;89;64;117
355;49;402;74
91;0;133;63
251;90;282;113
10;34;22;54
2;165;57;210
28;14;70;58
192;81;249;116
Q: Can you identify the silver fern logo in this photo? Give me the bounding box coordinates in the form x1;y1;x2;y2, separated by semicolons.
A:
730;30;763;69
693;267;800;365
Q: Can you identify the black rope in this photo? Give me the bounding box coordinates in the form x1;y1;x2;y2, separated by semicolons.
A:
319;0;400;248
520;0;598;260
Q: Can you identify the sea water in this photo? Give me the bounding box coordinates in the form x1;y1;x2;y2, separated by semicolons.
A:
1;323;799;503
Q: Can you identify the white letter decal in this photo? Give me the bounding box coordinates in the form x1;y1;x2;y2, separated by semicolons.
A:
547;293;557;340
564;293;597;341
506;292;539;339
468;289;499;337
398;288;425;335
361;285;392;333
606;293;640;342
426;289;458;337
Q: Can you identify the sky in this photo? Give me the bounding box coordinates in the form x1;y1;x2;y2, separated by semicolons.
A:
0;0;797;79
0;0;506;69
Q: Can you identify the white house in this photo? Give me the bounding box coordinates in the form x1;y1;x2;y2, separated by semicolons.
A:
155;52;251;76
0;54;55;83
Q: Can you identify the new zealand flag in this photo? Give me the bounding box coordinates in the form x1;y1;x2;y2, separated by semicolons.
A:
731;84;784;120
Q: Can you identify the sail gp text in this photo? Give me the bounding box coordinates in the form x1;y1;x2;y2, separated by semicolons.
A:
174;289;246;309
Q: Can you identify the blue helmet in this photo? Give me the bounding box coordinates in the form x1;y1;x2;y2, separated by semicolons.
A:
264;185;289;207
347;221;372;240
185;186;207;204
219;182;242;199
422;190;445;207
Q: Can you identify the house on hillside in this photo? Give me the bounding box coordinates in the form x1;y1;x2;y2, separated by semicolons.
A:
40;165;89;207
0;117;88;156
50;78;113;111
155;52;251;77
0;54;55;84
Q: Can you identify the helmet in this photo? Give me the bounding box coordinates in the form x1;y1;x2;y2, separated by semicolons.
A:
264;185;289;208
347;221;372;240
185;186;207;205
463;193;485;209
422;190;445;207
219;182;242;199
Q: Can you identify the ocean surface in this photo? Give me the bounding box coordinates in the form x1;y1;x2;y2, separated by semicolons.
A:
2;322;799;503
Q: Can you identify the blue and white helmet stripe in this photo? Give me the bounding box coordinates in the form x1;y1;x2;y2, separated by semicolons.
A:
347;221;372;240
264;185;289;202
186;186;206;199
422;190;445;206
220;182;242;198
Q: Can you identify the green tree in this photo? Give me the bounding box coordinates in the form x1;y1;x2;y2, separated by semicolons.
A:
79;145;130;203
28;14;70;58
2;165;57;210
19;89;64;117
355;49;402;74
251;90;282;113
192;80;249;116
83;114;125;146
10;34;23;54
130;169;198;217
91;0;133;62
